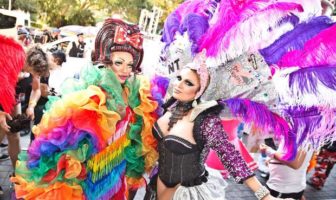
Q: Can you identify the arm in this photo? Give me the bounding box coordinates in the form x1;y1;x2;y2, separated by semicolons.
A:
260;143;307;169
201;115;272;199
200;115;254;182
40;83;50;98
26;75;41;120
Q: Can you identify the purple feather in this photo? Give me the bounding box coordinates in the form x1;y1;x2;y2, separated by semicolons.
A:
284;106;336;149
161;0;210;45
260;16;334;65
180;14;209;54
285;106;321;146
199;0;303;57
219;98;297;161
161;12;181;45
150;75;170;116
276;14;300;28
289;66;336;95
278;24;336;68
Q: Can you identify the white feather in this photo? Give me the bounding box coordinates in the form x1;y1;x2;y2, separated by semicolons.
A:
207;8;300;68
272;67;336;107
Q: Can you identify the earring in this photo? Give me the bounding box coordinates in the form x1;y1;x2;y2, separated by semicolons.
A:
192;99;198;108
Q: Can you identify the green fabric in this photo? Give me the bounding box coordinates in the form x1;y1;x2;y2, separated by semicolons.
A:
123;76;145;178
16;139;93;184
33;64;147;182
45;96;61;111
98;68;125;113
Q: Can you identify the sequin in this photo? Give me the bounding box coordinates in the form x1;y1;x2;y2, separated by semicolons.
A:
200;115;254;183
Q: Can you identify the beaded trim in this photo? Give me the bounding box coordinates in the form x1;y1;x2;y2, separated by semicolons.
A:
255;186;270;200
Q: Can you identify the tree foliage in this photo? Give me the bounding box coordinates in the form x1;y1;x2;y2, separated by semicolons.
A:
2;0;336;28
147;0;183;24
97;0;150;23
0;0;38;13
0;0;182;28
35;0;97;27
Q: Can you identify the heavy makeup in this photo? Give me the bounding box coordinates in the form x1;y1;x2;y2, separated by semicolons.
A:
108;51;134;84
172;68;201;102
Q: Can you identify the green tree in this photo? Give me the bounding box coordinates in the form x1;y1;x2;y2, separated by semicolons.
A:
0;0;38;13
97;0;150;23
35;0;96;27
147;0;183;24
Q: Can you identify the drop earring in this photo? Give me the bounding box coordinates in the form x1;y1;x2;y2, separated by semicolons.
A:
192;99;198;108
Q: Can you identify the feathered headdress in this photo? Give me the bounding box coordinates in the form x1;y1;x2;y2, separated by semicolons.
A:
183;50;210;99
277;24;336;68
199;0;303;66
259;16;334;66
0;35;26;113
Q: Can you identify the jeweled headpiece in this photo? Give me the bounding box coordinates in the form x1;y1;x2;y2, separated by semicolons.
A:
184;50;210;99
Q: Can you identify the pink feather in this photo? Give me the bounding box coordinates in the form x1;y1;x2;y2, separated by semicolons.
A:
199;0;302;58
278;24;336;68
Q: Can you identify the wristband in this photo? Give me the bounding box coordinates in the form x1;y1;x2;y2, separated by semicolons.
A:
29;100;37;108
265;148;276;159
255;186;270;200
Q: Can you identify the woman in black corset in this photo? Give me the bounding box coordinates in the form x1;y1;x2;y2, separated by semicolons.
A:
151;61;276;200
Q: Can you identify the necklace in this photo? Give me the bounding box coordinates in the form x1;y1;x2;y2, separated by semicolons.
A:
168;101;193;131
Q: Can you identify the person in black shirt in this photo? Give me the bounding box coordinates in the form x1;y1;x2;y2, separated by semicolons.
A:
43;28;61;44
68;33;86;58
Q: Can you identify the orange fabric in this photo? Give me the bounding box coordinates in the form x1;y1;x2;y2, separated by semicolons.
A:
11;176;84;200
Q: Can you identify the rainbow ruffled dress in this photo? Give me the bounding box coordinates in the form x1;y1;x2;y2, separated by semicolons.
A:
12;65;160;200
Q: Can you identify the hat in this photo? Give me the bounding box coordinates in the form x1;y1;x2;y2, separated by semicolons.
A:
17;28;29;35
94;18;144;72
77;32;84;36
52;28;61;33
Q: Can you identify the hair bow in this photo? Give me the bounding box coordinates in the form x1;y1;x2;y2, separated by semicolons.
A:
114;26;143;50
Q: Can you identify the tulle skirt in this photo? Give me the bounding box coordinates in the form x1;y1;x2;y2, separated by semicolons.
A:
173;167;228;200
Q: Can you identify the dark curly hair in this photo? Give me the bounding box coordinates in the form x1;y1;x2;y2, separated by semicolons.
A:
52;50;66;66
26;45;49;76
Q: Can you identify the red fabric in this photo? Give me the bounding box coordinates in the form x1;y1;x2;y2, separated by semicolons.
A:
114;26;143;50
42;155;67;182
112;177;127;200
77;164;87;180
0;35;25;113
72;109;105;149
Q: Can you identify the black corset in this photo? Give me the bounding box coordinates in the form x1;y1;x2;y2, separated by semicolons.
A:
153;122;208;188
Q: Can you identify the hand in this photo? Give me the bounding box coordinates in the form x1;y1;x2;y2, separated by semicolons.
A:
265;157;271;166
26;107;35;120
259;143;269;154
260;144;276;159
0;111;12;132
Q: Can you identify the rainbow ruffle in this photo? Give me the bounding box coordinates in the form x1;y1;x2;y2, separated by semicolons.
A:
12;65;160;199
